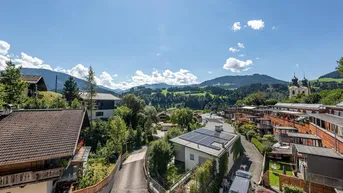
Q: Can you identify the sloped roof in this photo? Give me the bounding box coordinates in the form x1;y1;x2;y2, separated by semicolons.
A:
275;103;324;110
295;144;343;159
0;109;88;166
79;92;121;101
21;75;42;84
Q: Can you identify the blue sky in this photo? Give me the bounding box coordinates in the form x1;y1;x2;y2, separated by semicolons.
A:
0;0;343;90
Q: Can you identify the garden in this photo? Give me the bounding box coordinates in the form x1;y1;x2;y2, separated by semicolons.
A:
267;159;295;187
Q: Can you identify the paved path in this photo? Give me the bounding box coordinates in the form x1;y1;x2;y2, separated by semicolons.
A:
240;134;264;184
111;147;148;193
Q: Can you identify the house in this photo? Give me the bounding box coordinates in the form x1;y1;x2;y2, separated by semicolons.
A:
200;113;224;124
79;92;121;119
293;144;343;190
170;126;239;172
159;122;177;131
255;118;273;136
0;107;90;193
157;111;171;122
22;75;48;97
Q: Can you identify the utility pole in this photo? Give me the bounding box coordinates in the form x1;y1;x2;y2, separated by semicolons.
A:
55;75;58;93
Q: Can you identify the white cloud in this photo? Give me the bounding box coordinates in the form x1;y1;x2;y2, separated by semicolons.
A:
231;22;241;31
237;43;244;48
272;26;277;30
239;54;245;57
223;57;253;72
208;71;213;74
256;57;260;60
247;20;265;30
0;40;10;55
229;47;240;53
156;53;160;56
0;39;198;90
296;64;299;68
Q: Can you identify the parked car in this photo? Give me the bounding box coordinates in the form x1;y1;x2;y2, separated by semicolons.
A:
228;170;252;193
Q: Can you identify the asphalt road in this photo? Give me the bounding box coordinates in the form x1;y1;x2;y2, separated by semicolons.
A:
240;134;264;184
111;147;148;193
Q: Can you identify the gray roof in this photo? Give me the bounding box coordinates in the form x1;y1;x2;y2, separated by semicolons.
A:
201;113;223;120
275;103;324;110
205;121;235;133
286;133;321;140
310;113;343;127
229;176;250;193
275;126;298;130
170;128;238;157
79;92;121;101
295;144;343;159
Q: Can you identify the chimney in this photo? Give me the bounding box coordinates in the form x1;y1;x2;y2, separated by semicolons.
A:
2;104;13;116
215;124;223;132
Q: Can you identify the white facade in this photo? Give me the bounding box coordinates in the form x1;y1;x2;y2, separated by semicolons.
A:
89;109;114;120
182;145;236;172
289;86;309;98
0;181;53;193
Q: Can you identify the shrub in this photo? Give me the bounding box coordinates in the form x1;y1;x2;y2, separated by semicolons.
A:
251;138;265;154
246;130;257;140
283;185;305;193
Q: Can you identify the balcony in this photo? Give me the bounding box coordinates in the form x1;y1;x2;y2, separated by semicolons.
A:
256;123;272;130
0;167;64;189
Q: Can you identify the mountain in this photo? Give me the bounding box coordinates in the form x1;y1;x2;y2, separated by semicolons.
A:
200;73;288;89
319;70;343;79
21;68;120;94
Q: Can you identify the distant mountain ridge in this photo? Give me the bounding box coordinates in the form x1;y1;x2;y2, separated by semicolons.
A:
319;70;343;79
200;73;288;88
21;68;121;94
20;68;288;92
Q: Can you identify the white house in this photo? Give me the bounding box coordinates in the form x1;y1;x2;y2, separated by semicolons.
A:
170;125;239;172
79;92;121;119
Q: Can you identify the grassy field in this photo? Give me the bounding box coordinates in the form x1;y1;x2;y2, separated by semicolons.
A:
311;78;343;83
269;160;294;187
154;89;215;97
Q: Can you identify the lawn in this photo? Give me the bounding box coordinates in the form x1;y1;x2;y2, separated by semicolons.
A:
311;78;343;83
269;160;294;187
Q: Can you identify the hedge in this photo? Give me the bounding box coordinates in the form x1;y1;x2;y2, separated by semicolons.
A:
251;137;264;154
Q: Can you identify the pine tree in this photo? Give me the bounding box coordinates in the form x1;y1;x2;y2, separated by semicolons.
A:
86;66;97;121
62;76;79;105
0;61;27;106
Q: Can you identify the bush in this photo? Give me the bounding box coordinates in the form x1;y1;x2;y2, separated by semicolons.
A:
251;138;265;154
246;130;257;140
283;185;305;193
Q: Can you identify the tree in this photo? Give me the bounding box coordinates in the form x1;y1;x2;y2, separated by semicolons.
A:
302;93;321;104
122;94;145;129
170;108;194;129
71;98;81;109
246;130;257;141
62;76;79;105
50;96;67;108
108;116;127;154
166;164;178;186
336;57;343;75
148;139;173;178
0;61;27;105
192;158;215;193
114;106;132;126
164;127;183;142
0;84;5;107
86;66;97;121
83;119;109;152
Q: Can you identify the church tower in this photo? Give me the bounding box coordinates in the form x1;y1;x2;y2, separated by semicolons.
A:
289;73;310;98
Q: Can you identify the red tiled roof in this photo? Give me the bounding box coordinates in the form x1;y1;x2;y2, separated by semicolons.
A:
0;109;88;166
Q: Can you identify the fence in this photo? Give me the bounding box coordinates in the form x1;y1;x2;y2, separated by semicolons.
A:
70;153;126;193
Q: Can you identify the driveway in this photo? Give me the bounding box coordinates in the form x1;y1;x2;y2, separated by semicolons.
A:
111;147;148;193
240;134;264;184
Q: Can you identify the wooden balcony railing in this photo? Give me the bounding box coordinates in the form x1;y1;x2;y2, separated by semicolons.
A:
0;167;64;188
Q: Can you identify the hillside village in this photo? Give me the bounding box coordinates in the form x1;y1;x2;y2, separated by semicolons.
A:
1;58;343;193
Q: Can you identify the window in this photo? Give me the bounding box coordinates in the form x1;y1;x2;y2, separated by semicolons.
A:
96;112;104;117
190;154;194;161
